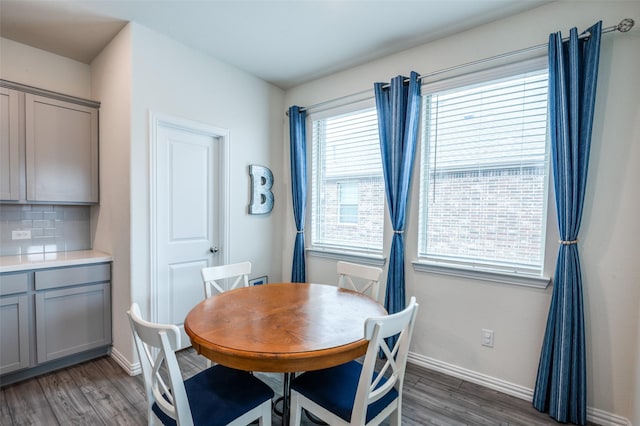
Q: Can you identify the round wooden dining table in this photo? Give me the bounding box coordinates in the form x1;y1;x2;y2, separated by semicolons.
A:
184;282;387;425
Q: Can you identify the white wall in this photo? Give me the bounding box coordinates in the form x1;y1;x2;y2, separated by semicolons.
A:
0;38;92;99
283;1;640;423
90;25;134;363
91;22;286;365
122;23;285;363
3;22;285;369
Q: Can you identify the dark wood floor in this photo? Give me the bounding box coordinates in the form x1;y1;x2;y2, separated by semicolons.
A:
0;348;594;425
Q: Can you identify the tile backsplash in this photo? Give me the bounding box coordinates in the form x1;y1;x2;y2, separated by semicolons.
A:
0;204;91;256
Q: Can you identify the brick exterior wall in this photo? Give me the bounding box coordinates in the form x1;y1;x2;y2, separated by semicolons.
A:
313;177;385;252
423;166;545;267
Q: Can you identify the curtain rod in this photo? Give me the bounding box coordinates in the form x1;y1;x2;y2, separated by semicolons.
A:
289;18;634;116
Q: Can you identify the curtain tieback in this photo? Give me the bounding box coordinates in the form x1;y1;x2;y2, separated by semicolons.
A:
296;230;304;234
559;239;578;245
393;230;404;234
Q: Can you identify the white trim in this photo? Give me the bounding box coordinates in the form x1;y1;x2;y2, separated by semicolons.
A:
306;247;386;268
148;112;231;324
587;407;632;426
420;56;548;93
408;351;533;401
412;260;551;289
149;112;159;324
110;346;141;376
407;352;631;426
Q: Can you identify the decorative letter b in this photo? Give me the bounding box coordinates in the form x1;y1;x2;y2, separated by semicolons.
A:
249;165;274;214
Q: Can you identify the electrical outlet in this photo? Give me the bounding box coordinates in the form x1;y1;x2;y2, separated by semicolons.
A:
481;329;494;348
12;230;32;240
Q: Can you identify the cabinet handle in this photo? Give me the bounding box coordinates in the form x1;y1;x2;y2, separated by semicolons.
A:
210;247;219;254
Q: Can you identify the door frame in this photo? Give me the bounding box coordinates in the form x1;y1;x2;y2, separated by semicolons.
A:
149;111;230;324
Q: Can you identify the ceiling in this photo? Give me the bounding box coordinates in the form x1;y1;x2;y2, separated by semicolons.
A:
0;0;552;89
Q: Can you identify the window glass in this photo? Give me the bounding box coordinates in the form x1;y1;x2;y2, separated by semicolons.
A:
418;67;549;275
311;107;384;253
338;182;358;224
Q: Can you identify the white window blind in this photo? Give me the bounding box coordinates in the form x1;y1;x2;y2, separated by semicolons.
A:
418;67;550;274
311;107;384;253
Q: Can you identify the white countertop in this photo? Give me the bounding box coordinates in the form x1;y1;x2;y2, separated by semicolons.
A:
0;250;112;273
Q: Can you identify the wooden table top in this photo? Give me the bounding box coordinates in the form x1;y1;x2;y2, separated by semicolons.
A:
184;282;387;373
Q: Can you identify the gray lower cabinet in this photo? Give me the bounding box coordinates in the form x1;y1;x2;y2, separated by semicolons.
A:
0;262;111;385
0;273;30;375
0;295;30;374
35;282;111;363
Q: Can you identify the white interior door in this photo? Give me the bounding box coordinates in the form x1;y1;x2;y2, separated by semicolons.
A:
152;117;227;348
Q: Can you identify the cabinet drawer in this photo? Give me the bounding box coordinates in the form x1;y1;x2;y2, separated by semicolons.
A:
0;272;29;296
35;263;110;291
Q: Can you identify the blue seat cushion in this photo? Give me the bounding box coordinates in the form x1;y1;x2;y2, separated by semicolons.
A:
291;360;399;423
152;364;274;425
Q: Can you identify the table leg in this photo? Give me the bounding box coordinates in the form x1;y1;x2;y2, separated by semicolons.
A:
282;372;292;425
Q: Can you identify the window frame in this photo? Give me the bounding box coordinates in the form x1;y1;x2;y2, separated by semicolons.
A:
305;99;387;266
413;57;553;288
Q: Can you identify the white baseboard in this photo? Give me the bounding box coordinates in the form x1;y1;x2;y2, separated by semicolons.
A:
110;346;141;376
587;407;633;426
407;352;631;426
407;352;533;400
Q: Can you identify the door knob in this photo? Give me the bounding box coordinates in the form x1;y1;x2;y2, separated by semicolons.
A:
210;246;219;254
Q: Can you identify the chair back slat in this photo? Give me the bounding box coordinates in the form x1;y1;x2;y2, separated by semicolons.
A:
337;261;384;304
201;261;252;298
128;303;194;426
352;296;419;424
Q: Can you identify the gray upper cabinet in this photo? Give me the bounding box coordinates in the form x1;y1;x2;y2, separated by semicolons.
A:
0;87;21;201
26;94;99;203
0;80;100;204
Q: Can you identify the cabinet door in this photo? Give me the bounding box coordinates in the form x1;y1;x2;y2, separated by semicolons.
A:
35;283;111;363
25;94;98;203
0;87;21;201
0;294;30;374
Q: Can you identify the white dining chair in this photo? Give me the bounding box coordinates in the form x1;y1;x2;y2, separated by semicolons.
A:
127;303;273;426
201;261;252;298
337;261;384;304
289;296;419;426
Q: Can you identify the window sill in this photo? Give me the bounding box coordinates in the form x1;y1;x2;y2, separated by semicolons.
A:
306;247;386;267
411;260;551;289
